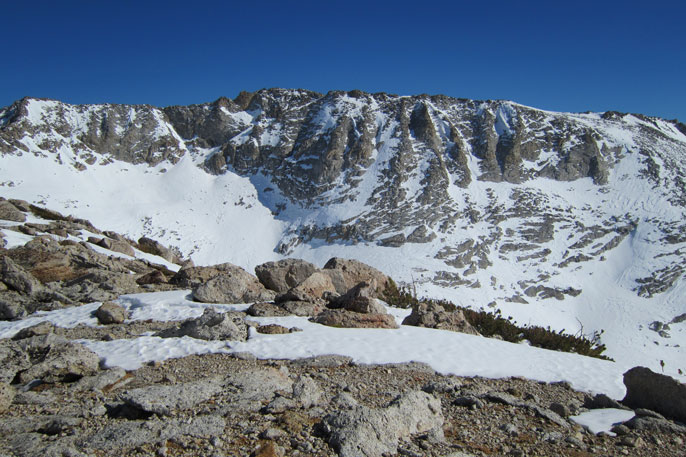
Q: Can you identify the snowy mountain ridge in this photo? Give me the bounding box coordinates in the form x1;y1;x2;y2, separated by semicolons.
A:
1;89;686;377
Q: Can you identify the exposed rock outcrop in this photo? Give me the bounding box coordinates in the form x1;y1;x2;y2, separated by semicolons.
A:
402;302;481;335
622;366;686;423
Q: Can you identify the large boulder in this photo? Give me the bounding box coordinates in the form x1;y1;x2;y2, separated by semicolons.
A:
313;309;399;329
95;301;127;325
137;237;180;264
325;390;443;457
172;262;250;288
255;259;318;294
276;271;337;303
192;271;276;304
155;308;248;341
622;366;686;423
95;237;135;257
402;302;480;336
0;200;26;222
323;258;390;297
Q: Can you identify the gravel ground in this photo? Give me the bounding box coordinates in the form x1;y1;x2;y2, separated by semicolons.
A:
2;347;685;457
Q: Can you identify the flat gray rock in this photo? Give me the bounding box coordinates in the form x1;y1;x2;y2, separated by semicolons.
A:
81;415;225;450
121;377;223;416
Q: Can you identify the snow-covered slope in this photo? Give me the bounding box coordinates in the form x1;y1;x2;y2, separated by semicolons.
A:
1;90;685;381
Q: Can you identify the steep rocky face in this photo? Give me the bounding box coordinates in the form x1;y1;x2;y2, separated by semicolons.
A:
2;89;686;309
0;97;186;167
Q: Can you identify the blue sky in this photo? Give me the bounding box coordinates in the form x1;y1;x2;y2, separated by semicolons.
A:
2;1;685;121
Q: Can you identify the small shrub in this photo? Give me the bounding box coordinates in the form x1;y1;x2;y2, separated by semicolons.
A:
383;278;610;360
382;278;417;309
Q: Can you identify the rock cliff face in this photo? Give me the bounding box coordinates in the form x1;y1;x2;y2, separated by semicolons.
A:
2;89;686;309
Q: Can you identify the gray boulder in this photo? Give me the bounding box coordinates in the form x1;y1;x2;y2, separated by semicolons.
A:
325;390;443;457
121;377;223;416
323;257;391;297
155;307;248;341
192;272;276;304
255;258;318;293
622;366;686;423
95;301;127;324
402;302;480;336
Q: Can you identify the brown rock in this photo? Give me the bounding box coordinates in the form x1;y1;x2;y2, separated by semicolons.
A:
0;200;26;222
247;302;292;317
251;441;284;457
8;199;31;212
95;301;127;324
97;238;135;257
136;270;168;285
137;237;180;264
257;324;291;334
313;309;399;329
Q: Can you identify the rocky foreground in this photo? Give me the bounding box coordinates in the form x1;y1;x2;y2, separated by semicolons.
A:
1;199;686;456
